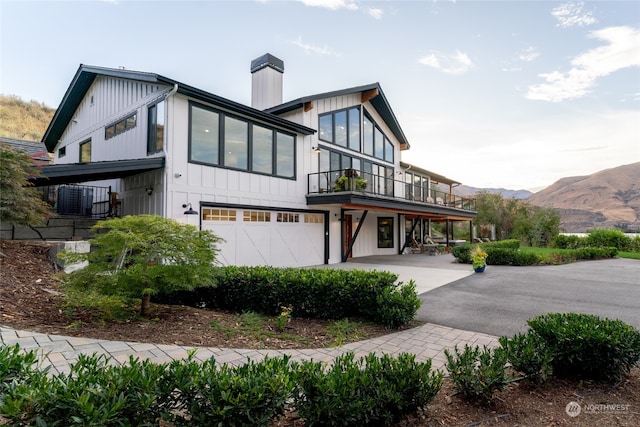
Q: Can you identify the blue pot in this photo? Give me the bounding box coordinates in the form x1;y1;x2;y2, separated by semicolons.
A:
474;265;486;273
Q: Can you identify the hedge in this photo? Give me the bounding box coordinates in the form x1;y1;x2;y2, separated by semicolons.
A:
155;266;421;329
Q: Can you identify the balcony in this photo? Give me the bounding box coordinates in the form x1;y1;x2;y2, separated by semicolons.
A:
306;169;476;214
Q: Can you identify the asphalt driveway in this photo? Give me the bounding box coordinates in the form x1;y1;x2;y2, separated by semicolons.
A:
415;258;640;337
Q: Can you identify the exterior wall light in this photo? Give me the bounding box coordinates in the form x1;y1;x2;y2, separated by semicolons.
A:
182;203;198;215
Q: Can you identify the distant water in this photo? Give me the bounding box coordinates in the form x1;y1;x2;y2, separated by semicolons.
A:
561;232;639;238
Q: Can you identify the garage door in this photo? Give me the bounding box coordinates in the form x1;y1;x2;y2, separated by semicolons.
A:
201;207;326;267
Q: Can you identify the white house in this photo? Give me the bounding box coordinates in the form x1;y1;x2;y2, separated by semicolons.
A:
37;53;476;267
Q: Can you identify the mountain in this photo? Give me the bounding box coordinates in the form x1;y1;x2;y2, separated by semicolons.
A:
453;185;533;200
0;95;55;142
526;162;640;232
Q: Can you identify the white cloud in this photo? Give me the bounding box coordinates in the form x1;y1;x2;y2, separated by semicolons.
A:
291;37;341;56
367;7;383;20
418;50;473;75
526;26;640;102
552;1;596;28
518;46;540;62
298;0;358;11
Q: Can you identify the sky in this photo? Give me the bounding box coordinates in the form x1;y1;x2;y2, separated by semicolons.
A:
1;0;639;192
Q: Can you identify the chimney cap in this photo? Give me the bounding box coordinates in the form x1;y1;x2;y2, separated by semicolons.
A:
251;53;284;74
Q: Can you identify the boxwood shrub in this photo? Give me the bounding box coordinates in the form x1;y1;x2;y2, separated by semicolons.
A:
155;266;420;328
527;312;640;381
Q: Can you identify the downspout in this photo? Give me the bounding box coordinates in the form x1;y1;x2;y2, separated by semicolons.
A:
162;84;179;219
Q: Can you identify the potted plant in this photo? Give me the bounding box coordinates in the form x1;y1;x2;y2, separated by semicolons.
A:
471;245;488;273
334;173;367;191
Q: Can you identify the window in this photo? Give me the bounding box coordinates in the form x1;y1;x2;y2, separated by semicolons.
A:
79;140;91;163
189;102;296;179
363;115;374;156
304;214;324;224
244;210;271;222
377;217;394;248
105;112;137;140
190;107;220;165
277;212;299;223
57;146;66;158
202;208;236;221
252;125;273;174
319;114;333;142
276;132;294;178
147;102;165;154
224;116;248;170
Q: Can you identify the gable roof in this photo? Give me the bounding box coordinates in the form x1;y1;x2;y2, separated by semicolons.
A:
42;64;316;152
264;83;411;150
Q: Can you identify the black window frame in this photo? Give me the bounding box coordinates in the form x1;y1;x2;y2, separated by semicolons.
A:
147;101;165;154
105;112;137;141
57;146;66;158
377;217;394;248
79;139;91;163
188;101;297;180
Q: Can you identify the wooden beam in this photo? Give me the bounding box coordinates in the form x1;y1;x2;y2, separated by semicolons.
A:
361;89;379;103
303;102;313;112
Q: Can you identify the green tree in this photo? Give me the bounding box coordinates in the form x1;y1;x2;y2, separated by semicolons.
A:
0;143;52;225
62;215;223;317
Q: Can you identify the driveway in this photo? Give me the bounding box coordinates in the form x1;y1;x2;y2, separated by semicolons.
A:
415;258;640;337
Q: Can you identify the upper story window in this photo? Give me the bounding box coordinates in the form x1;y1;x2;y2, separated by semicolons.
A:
105;112;137;140
189;102;296;179
57;146;66;158
147;101;165;154
79;139;91;163
319;107;392;163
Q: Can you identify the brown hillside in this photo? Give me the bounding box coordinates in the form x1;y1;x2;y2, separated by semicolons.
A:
527;163;640;232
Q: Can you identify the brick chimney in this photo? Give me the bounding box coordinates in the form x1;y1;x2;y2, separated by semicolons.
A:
251;53;284;110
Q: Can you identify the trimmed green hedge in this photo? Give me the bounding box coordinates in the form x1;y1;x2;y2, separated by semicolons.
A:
0;345;442;426
155;266;421;328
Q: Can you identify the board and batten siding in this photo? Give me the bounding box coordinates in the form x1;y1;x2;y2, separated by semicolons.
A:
55;76;171;164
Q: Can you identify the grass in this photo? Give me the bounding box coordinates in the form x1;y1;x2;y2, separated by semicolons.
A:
518;246;640;261
326;318;368;347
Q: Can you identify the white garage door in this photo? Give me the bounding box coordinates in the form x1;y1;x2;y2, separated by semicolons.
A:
201;208;325;268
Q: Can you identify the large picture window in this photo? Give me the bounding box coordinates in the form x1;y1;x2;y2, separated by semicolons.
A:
188;102;296;179
377;217;394;248
319;107;393;163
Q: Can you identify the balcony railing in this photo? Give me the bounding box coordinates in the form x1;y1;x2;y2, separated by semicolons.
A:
307;169;476;211
39;184;115;218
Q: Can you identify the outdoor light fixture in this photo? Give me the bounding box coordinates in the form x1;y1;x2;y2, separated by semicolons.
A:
312;146;321;152
145;186;153;195
182;203;198;215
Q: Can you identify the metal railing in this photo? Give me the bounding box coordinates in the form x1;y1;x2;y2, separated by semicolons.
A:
39;184;115;218
307;169;476;211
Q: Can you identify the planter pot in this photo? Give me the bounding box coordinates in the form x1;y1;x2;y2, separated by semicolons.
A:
474;265;486;273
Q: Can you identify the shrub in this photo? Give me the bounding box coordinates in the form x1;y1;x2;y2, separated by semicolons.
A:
484;239;521;250
575;246;618;260
527;312;640;381
451;244;471;263
498;333;553;383
0;344;41;389
294;352;442;426
444;344;513;403
552;234;586;249
586;228;631;251
157;267;419;328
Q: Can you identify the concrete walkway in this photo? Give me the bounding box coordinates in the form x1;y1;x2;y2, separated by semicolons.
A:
1;253;497;375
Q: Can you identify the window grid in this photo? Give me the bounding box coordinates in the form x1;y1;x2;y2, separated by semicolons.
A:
277;212;299;223
105;113;137;140
243;211;271;222
304;214;324;224
202;208;237;221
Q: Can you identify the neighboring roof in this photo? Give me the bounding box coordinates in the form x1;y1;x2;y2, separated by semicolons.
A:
400;161;461;186
42;64;316;152
0;137;50;164
264;83;411;150
29;157;165;186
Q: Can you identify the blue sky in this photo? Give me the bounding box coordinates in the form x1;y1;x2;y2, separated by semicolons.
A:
1;0;638;192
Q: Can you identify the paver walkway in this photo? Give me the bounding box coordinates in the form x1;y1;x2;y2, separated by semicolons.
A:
1;253;498;375
1;323;498;376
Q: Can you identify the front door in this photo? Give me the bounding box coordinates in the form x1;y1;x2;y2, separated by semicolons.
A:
343;214;353;259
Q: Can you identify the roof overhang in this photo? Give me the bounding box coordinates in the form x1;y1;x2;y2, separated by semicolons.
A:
30;157;165;186
306;192;476;221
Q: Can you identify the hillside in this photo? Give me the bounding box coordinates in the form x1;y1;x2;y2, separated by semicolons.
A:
526;162;640;232
0;94;55;142
454;185;532;200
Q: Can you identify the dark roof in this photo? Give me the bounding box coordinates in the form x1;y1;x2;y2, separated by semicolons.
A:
0;137;50;164
399;162;461;186
264;83;411;150
30;157;165;186
42;65;315;152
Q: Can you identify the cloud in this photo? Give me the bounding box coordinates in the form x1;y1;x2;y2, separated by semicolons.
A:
367;7;383;20
418;50;473;75
298;0;358;11
552;1;596;28
518;46;540;62
526;26;640;102
291;37;341;56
